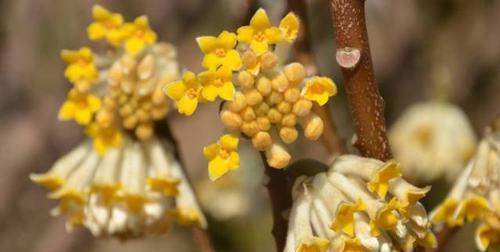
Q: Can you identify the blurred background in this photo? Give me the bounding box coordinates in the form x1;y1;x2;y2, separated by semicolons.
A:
0;0;499;251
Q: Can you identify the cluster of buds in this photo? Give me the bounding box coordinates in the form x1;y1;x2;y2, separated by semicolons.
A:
285;155;436;252
389;102;476;183
59;5;177;155
431;125;500;251
31;5;206;239
31;136;206;238
165;9;337;180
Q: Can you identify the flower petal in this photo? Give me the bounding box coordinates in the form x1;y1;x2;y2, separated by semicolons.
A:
250;8;271;30
178;95;198;116
219;82;235;101
217;31;237;49
196;36;217;54
224;50;242;71
237;26;254;43
208;157;229;181
220;134;239;151
165;81;187;101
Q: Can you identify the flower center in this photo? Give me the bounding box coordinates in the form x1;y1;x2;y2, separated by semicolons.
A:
186;88;199;99
219;148;230;159
253;31;266;42
415;126;433;146
135;29;145;38
310;84;325;94
213;78;224;87
214;48;226;57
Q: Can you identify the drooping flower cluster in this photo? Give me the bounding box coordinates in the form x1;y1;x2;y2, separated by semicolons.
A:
164;9;337;180
31;5;206;239
431;125;500;251
285;155;436;252
389;102;476;183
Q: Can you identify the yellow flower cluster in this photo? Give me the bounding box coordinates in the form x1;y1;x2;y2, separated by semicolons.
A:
431;127;500;251
285;155;436;252
58;5;177;155
164;9;337;180
31;136;206;238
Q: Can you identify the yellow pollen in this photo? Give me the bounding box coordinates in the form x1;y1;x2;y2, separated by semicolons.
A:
254;31;266;42
214;78;224;87
135;29;145;38
219;148;230;159
186;88;199;99
214;48;226;57
310;84;325;93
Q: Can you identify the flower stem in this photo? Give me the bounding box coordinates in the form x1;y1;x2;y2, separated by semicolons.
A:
328;0;392;161
260;151;292;252
287;0;346;157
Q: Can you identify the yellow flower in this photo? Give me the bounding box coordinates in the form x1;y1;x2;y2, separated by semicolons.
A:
87;5;125;46
279;12;300;43
196;31;241;71
367;160;401;198
203;134;240;181
85;123;122;155
330;200;366;237
297;237;330;252
237;8;282;55
60;47;98;84
59;89;101;125
476;221;500;251
303;77;337;106
164;71;202;116
199;67;235;101
123;16;157;55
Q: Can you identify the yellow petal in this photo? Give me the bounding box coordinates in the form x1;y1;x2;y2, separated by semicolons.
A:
223;50;242;71
250;40;269;55
58;102;75;120
178;95;198;116
250;8;271;30
203;144;219;160
265;27;282;44
165;81;187;101
236;26;254;43
196;36;218;54
87;23;106;40
87;95;102;111
75;109;93;125
228;152;240;170
92;5;110;20
125;37;145;55
217;31;237;49
220;134;239;151
208;157;229;181
280;12;300;42
202;53;221;70
219;82;235;101
201;85;218;102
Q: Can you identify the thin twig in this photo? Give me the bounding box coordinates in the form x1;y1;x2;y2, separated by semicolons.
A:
286;0;346;157
155;121;216;252
260;151;293;252
329;0;392;161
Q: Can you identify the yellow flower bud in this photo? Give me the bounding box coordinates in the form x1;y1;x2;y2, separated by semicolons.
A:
302;115;324;140
241;121;259;137
241;50;258;69
240;107;256;121
267;91;284;105
292;99;313;117
255;102;270;116
123;115;138;129
277;101;292;114
256;76;272;96
220;110;243;130
151;106;168;120
245;89;263;106
280;127;298;144
257;117;271;131
137;54;155;80
136;123;153;140
271;72;289;92
252;131;273;151
238;71;254;91
281;113;297;127
284;62;306;85
265;143;291;169
260;51;278;70
284;88;300;103
227;92;247;112
267;108;283;124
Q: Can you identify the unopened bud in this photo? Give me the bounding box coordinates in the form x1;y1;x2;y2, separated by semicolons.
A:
267;91;284;105
257;117;271;131
302;115;324;140
280;127;298;144
151;106;168;120
152;88;166;105
277;101;292;114
241;50;258;69
228;92;247;112
136;108;150;123
265;144;291;169
284;62;306;85
96;110;114;127
256;77;272;96
255;103;270;116
284;88;300;103
281;113;297;127
271;73;289;92
292;99;313;116
120;104;134;117
238;71;254;90
220;110;242;130
245;89;263;106
123;115;138;129
252;131;272;151
260;51;278;70
241;121;259;137
267;109;283;124
137;54;155;80
240;107;256;121
136;123;153;140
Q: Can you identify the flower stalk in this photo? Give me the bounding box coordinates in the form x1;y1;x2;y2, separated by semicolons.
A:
329;0;392;161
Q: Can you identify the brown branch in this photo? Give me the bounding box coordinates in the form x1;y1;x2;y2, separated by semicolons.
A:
260;152;293;252
286;0;346;157
329;0;392;161
155;121;216;252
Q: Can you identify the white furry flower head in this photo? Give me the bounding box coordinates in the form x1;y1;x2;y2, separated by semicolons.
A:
30;135;206;239
285;155;436;252
431;126;500;251
389;102;476;183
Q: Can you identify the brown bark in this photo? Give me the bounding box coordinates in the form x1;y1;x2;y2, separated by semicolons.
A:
329;0;392;161
260;152;293;252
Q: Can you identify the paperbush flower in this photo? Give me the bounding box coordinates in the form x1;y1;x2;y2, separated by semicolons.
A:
87;5;125;46
31;5;206;239
164;8;338;179
389;102;476;183
165;71;202;116
431;126;500;251
285;155;436;252
203;134;240;181
60;47;98;89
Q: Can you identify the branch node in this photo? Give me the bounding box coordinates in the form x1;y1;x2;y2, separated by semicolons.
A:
336;47;361;69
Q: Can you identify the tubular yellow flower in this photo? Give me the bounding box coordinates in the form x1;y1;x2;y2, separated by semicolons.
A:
279;12;300;43
164;71;202;116
303;77;337;106
61;47;98;85
123;16;157;55
87;5;125;46
330;200;366;237
203;134;240;181
85;123;123;155
199;67;235;101
237;8;282;55
196;31;241;71
59;89;101;125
